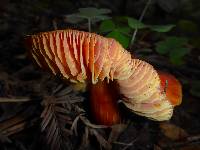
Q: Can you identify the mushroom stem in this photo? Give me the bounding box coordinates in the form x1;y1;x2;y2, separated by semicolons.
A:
89;80;121;126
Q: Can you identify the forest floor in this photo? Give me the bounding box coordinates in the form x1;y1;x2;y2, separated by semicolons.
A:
0;1;200;150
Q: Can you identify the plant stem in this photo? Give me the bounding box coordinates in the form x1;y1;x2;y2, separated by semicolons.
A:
88;18;91;32
129;0;152;48
52;19;58;30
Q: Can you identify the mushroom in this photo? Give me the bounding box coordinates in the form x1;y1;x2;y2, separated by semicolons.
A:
158;71;182;106
25;29;182;125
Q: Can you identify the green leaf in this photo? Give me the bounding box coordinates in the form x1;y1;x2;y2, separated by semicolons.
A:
155;36;188;55
78;7;111;18
79;8;111;15
106;30;130;48
95;15;111;20
165;37;188;48
155;36;190;65
149;24;175;32
127;17;147;29
99;20;115;32
117;27;131;35
169;53;185;65
97;8;112;14
155;41;171;54
65;7;111;23
90;17;111;24
170;47;190;58
169;47;190;65
64;14;85;23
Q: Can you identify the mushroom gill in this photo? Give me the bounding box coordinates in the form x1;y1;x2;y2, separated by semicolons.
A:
25;29;179;122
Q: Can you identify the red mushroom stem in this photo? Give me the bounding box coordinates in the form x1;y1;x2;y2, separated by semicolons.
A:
89;81;121;125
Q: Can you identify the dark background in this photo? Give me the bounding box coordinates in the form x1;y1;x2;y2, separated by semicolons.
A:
0;0;200;150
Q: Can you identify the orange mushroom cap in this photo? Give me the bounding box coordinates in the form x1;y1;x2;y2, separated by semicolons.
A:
158;71;182;106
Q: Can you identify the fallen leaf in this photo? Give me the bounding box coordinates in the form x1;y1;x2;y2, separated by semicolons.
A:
160;122;188;141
